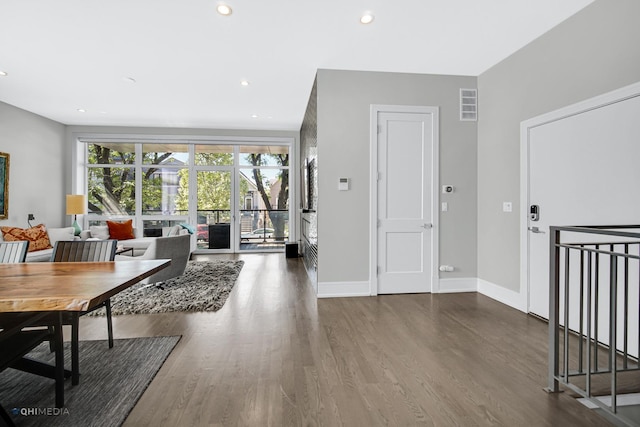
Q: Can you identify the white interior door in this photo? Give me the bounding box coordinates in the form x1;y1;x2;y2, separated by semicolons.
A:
376;109;436;294
527;92;640;318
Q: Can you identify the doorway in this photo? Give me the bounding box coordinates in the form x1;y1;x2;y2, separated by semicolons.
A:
522;83;640;318
370;105;439;295
193;143;292;254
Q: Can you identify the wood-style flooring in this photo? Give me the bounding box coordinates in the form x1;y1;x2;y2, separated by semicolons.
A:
77;253;613;426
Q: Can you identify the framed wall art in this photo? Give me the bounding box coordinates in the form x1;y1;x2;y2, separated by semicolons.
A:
0;152;9;219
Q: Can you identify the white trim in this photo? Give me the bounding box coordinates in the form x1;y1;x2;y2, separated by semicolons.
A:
369;104;440;296
578;393;640;409
317;281;371;298
436;278;477;294
369;108;379;296
477;278;527;312
520;80;640;314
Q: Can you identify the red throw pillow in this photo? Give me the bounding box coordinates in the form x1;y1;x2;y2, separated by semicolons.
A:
0;224;52;252
106;219;135;240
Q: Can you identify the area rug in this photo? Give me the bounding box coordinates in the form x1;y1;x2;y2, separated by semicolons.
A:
90;259;244;316
0;336;180;427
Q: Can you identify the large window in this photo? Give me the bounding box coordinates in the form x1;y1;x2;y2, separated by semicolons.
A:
79;139;293;251
87;143;135;215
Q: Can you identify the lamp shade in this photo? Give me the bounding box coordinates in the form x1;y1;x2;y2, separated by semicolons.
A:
66;194;86;215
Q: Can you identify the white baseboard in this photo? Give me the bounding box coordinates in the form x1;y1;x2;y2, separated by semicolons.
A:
436;277;477;293
317;281;370;298
316;277;528;313
477;278;527;312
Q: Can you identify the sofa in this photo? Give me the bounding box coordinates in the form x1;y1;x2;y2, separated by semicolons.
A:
0;222;191;262
80;223;189;256
0;225;78;262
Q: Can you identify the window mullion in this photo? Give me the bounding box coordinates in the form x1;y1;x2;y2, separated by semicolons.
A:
135;143;143;233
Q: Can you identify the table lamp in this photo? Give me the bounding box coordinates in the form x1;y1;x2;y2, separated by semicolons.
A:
66;194;86;236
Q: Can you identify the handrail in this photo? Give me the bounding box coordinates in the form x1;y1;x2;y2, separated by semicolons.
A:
548;225;640;427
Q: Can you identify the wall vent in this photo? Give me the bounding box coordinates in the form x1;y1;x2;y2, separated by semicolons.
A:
460;88;477;121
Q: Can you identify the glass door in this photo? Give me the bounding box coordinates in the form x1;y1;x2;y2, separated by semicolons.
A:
237;145;290;252
193;145;234;252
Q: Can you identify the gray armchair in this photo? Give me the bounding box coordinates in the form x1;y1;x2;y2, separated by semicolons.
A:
134;234;191;285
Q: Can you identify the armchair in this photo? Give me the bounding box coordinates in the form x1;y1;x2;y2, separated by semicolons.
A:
120;234;191;285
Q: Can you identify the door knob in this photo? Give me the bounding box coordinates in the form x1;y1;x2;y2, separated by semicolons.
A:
421;223;433;229
528;226;544;233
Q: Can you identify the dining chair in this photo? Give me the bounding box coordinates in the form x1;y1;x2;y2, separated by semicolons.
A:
50;239;118;385
0;311;64;423
51;239;118;263
0;241;29;263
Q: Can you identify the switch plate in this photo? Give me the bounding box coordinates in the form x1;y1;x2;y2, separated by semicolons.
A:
338;178;349;191
441;202;448;212
503;202;512;212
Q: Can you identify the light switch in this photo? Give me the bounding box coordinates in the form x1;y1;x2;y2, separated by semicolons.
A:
338;178;349;191
503;202;512;212
442;202;448;212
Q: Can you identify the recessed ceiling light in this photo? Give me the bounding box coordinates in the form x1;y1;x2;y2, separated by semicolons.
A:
360;13;374;24
217;3;232;16
240;80;250;86
77;108;86;113
251;114;258;118
0;71;7;77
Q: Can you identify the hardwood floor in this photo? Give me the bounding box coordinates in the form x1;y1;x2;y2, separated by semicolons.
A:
77;253;613;426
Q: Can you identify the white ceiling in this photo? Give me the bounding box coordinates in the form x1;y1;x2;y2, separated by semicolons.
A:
0;0;595;131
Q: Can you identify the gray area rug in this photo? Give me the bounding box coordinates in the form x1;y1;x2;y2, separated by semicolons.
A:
0;336;180;427
90;260;244;316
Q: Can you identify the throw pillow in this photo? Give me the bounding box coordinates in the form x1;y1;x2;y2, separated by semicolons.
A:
47;227;76;246
179;223;196;234
166;225;182;237
106;219;135;240
0;224;53;252
89;225;110;240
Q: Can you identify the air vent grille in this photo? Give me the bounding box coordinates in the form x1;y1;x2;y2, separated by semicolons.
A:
460;88;477;121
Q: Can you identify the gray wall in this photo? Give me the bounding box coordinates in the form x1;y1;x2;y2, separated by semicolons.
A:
316;69;478;284
477;0;640;291
0;101;67;227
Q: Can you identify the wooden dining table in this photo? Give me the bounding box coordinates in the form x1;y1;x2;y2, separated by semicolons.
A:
0;259;170;409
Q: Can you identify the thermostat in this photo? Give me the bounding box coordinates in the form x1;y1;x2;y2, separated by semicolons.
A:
339;178;350;191
442;185;454;194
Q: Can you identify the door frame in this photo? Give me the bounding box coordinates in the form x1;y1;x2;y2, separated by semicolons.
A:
369;104;440;296
520;81;640;313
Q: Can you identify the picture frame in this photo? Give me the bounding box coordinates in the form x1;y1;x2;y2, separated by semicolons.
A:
0;152;9;219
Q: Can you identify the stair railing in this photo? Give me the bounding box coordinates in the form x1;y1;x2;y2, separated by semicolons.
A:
548;225;640;427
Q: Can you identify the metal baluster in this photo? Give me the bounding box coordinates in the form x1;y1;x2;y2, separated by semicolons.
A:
594;244;600;370
610;250;618;413
547;226;561;393
564;246;570;382
623;243;629;370
586;249;592;397
579;246;585;373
